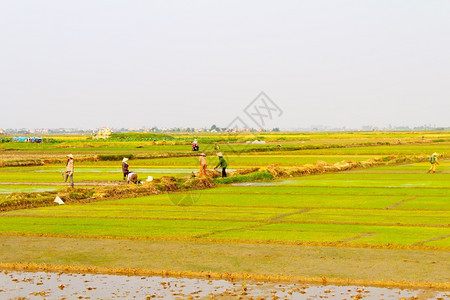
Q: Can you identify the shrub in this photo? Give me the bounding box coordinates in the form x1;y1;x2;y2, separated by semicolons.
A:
108;133;174;141
43;138;60;143
214;171;274;184
98;154;134;161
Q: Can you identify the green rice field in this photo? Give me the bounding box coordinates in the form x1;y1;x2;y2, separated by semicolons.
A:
0;131;449;286
1;162;448;247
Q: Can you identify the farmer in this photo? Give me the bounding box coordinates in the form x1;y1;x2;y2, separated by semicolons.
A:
214;152;228;178
122;157;130;180
63;154;74;187
127;172;138;184
199;153;207;176
427;153;439;173
192;139;199;151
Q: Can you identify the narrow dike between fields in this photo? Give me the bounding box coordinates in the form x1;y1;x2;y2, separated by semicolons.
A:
0;154;444;213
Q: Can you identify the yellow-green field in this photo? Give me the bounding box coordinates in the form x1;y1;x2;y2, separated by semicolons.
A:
0;131;449;288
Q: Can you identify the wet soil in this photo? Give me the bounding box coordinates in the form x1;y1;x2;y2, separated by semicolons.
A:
0;270;447;299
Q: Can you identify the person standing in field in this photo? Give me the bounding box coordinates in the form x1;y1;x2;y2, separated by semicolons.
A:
63;154;74;187
427;153;439;173
214;152;228;178
192;139;199;151
122;157;130;180
199;153;207;176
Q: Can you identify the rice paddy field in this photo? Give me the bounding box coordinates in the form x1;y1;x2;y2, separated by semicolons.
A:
0;131;449;298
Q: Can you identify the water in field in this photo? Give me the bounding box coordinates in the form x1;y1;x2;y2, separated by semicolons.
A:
0;186;58;194
232;180;296;187
32;168;202;174
232;182;279;187
0;270;447;299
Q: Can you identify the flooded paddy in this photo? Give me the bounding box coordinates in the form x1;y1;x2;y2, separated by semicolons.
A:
0;185;59;194
232;180;296;187
31;168;203;174
0;270;447;299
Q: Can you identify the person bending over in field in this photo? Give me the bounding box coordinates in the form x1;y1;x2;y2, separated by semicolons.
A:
214;152;228;178
198;153;207;176
427;153;439;173
122;157;130;180
127;172;138;184
63;154;74;187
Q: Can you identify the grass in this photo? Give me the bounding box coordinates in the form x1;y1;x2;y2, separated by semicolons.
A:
1;236;448;284
0;131;449;286
1;131;448;162
0;166;190;184
1;162;448;248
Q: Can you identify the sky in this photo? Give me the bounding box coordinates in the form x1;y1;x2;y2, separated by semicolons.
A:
1;0;449;130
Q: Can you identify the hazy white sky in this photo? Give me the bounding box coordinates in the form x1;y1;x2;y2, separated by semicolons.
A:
1;0;449;129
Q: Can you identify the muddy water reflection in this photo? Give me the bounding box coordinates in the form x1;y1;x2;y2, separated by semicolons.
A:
0;270;447;299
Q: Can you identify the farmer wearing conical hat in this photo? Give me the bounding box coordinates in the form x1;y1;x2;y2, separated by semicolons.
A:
63;154;74;187
427;153;439;173
198;153;207;176
122;157;130;180
214;152;228;178
192;138;199;151
127;172;138;184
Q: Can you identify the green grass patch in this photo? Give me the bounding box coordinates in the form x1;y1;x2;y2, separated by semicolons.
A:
214;171;274;184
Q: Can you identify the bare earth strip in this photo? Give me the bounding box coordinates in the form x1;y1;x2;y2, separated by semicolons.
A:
0;236;449;288
386;196;419;209
338;232;377;243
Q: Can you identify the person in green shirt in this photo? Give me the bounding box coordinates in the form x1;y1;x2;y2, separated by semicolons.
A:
214;152;228;178
427;153;439;173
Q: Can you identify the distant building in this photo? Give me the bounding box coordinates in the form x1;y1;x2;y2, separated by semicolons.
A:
12;136;43;143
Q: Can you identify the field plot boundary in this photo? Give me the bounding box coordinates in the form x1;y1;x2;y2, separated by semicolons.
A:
414;234;450;246
386;196;418;209
0;262;448;290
